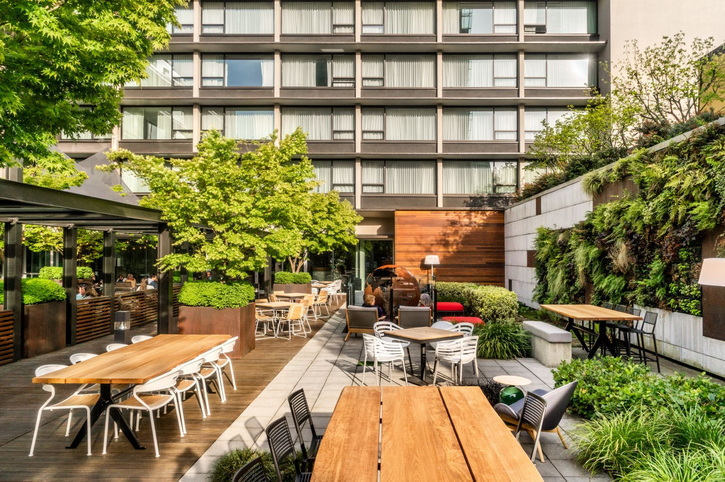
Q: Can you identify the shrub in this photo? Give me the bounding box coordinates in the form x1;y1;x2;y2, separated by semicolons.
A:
436;282;477;304
473;322;530;359
4;279;67;305
435;282;518;323
274;271;312;284
208;448;297;482
38;266;94;280
620;442;725;482
178;281;255;309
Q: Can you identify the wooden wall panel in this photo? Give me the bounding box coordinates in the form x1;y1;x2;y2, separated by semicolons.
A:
0;310;14;366
394;210;504;285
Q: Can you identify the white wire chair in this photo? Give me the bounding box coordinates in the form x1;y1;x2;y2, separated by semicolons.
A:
213;336;238;393
105;343;127;352
361;334;408;386
131;335;153;344
197;347;228;408
172;357;207;433
432;336;479;385
451;322;475;336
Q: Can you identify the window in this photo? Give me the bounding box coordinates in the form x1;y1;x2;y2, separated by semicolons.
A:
127;55;193;87
168;6;193;34
122;107;193;140
443;160;518;194
281;108;354;140
525;107;572;140
201;107;274;140
362;2;435;34
121;170;150;193
282;55;354;87
202;55;274;87
362;108;436;140
282;2;354;34
362;55;435;88
443;108;517;140
312;161;355;192
362;160;435;194
525;54;595;87
202;2;274;34
523;1;597;34
443;2;516;34
443;55;516;87
519;161;546;186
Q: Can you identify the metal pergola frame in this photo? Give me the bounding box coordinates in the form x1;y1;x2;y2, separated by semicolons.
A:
0;179;174;360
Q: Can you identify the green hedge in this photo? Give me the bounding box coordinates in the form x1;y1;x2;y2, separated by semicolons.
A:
38;266;94;280
274;271;312;284
435;282;518;323
0;279;67;305
178;281;255;309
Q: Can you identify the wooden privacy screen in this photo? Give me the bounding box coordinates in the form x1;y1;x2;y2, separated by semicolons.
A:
76;297;112;343
394;210;504;285
115;291;159;328
0;310;14;366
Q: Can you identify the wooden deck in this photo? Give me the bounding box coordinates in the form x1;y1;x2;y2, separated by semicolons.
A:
0;302;344;481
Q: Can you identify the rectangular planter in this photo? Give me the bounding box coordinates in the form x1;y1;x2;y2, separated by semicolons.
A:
273;283;312;294
22;301;66;358
178;304;255;359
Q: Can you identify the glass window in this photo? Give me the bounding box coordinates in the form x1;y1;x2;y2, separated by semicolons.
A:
362;54;435;88
121;169;150;193
443;2;516;34
493;161;518;193
127;55;193;87
443;161;494;194
201;107;274;140
362;160;435;194
312;161;355;193
523;1;597;34
282;2;354;34
525;107;571;140
202;55;274;87
519;161;546;186
443;54;517;87
443;108;517;141
525;54;595;87
362;108;436;141
362;2;435;34
122;107;192;140
202;2;274;34
168;6;194;34
282;55;354;87
281;108;354;140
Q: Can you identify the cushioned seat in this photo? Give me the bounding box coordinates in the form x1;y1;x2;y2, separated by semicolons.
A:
442;316;484;324
436;302;465;316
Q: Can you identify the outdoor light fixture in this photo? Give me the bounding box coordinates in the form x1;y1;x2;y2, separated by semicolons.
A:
698;258;725;286
424;255;440;321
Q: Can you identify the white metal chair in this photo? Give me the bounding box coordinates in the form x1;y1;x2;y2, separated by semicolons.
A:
106;343;127;352
70;353;97;364
255;306;277;338
361;334;408;386
374;321;414;374
451;322;475;336
102;370;183;457
172;357;207;433
30;364;99;457
131;335;153;344
197;347;228;409
213;336;238;393
432;336;479;385
301;294;316;330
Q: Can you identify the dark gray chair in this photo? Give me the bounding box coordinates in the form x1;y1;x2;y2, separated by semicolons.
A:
288;389;323;463
514;392;547;462
630;311;660;372
494;380;578;462
265;417;312;482
232;456;269;482
344;306;378;341
397;305;431;328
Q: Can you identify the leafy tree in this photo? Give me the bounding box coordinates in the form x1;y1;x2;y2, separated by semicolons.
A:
105;129;318;281
23;225;103;264
0;0;186;187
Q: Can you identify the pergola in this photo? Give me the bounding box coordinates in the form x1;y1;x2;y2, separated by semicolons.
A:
0;179;174;361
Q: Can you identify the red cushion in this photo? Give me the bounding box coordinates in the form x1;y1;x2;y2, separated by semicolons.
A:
436;302;464;312
442;316;485;324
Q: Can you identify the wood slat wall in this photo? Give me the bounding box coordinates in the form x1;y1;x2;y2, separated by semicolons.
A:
114;291;159;328
0;310;14;366
76;297;112;344
173;285;180;319
394;210;505;285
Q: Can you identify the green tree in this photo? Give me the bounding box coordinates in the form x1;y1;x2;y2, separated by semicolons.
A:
105;129;317;281
22;225;103;264
0;0;185;187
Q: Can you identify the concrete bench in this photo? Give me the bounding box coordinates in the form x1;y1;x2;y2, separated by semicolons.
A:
523;321;572;367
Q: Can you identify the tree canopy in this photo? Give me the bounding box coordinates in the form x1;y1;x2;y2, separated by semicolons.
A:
0;0;185;187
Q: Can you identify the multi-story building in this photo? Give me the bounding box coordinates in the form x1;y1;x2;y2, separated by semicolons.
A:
56;0;724;288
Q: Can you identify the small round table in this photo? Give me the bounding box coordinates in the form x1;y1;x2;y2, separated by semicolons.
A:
493;375;532;405
493;375;532;387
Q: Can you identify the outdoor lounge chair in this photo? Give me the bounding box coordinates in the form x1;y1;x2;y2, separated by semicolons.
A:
266;417;312;482
288;389;323;463
344;305;378;341
232;456;269;482
397;305;431;328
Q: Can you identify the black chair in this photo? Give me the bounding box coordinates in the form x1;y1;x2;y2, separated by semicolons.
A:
514;392;548;463
630;311;660;372
265;417;312;482
602;302;614;310
232;456;269;482
608;307;641;358
288;389;323;463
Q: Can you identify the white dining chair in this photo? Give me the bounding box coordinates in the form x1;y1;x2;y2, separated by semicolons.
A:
213;336;238;393
131;335;153;344
361;334;408;386
432;336;479;385
172;357;207;433
106;343;127;352
197;347;228;409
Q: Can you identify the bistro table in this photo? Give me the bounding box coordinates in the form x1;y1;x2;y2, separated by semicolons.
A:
540;304;641;358
382;327;463;381
311;386;543;482
32;334;230;450
275;292;310;302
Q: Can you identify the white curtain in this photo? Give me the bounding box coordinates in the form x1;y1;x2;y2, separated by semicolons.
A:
362;3;384;33
442;3;461;34
524;54;546;86
444;56;490;87
122;108;145;139
443;161;493;194
283;56;322;86
362;161;385;192
362;55;384;86
172;109;192;139
202;2;224;33
202;55;225;86
172;57;193;86
524;108;547;140
226;2;274;34
547;1;594;34
332;2;354;32
493;2;516;33
283;2;332;34
523;2;546;26
493;161;518;193
386;108;435;140
494;109;517;140
385;55;435;87
386;161;435;194
387;2;434;34
282;108;331;140
142;56;173;87
495;55;517;86
226;109;273;139
260;59;274;86
362;108;384;139
332;161;354;191
313;161;333;192
332;108;354;139
172;7;193;33
443;109;493;140
547;55;591;87
150;109;172;139
332;56;354;85
201;107;224;132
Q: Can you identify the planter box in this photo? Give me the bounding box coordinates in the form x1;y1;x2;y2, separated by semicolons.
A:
22;301;66;358
178;304;255;359
273;283;312;294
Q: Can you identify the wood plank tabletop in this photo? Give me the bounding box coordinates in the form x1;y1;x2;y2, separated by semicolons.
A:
381;386;472;482
439;387;543;482
311;386;380;482
540;304;642;321
32;334;230;385
383;326;464;343
256;302;294;309
276;293;310;299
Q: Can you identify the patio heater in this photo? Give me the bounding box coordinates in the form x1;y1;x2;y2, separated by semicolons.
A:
424;255;440;322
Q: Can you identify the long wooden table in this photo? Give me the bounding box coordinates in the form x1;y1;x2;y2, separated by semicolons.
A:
540;304;641;358
311;386;543;482
33;334;230;450
382;327;463;380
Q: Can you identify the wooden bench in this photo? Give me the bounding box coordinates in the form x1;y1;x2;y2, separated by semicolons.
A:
522;321;572;367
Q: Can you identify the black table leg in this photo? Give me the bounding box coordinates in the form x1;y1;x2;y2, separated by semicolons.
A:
565;317;590;353
67;384;145;450
420;344;427;380
587;321;617;359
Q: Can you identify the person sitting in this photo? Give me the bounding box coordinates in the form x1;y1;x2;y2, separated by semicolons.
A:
126;273;136;289
116;274;126;283
136;277;149;291
147;274;158;289
363;294;386;321
76;285;89;300
418;293;432;307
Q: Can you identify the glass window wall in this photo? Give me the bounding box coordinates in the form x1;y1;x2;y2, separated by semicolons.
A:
524;54;595;87
362;108;436;141
362;2;435;34
442;2;516;34
122;107;193;140
127;55;193;87
202;55;274;87
282;2;354;34
282;55;354;87
443;108;517;140
201;107;274;140
281;107;354;140
523;1;597;34
362;54;435;88
524;107;572;140
202;2;274;34
443;54;516;87
362;160;435;194
443;160;518;194
312;161;355;192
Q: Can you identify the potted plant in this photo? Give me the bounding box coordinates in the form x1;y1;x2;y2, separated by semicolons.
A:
273;271;312;294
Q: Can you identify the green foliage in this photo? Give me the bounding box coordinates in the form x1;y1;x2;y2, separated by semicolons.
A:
435;282;518;322
274;272;312;284
0;0;184;183
208;448;297;482
2;279;68;305
23;225;103;264
38;266;93;280
472;322;530;359
621;442;725;482
178;281;255;310
435;282;478;304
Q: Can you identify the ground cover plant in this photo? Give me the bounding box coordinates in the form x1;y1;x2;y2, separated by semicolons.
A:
209;447;297;482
